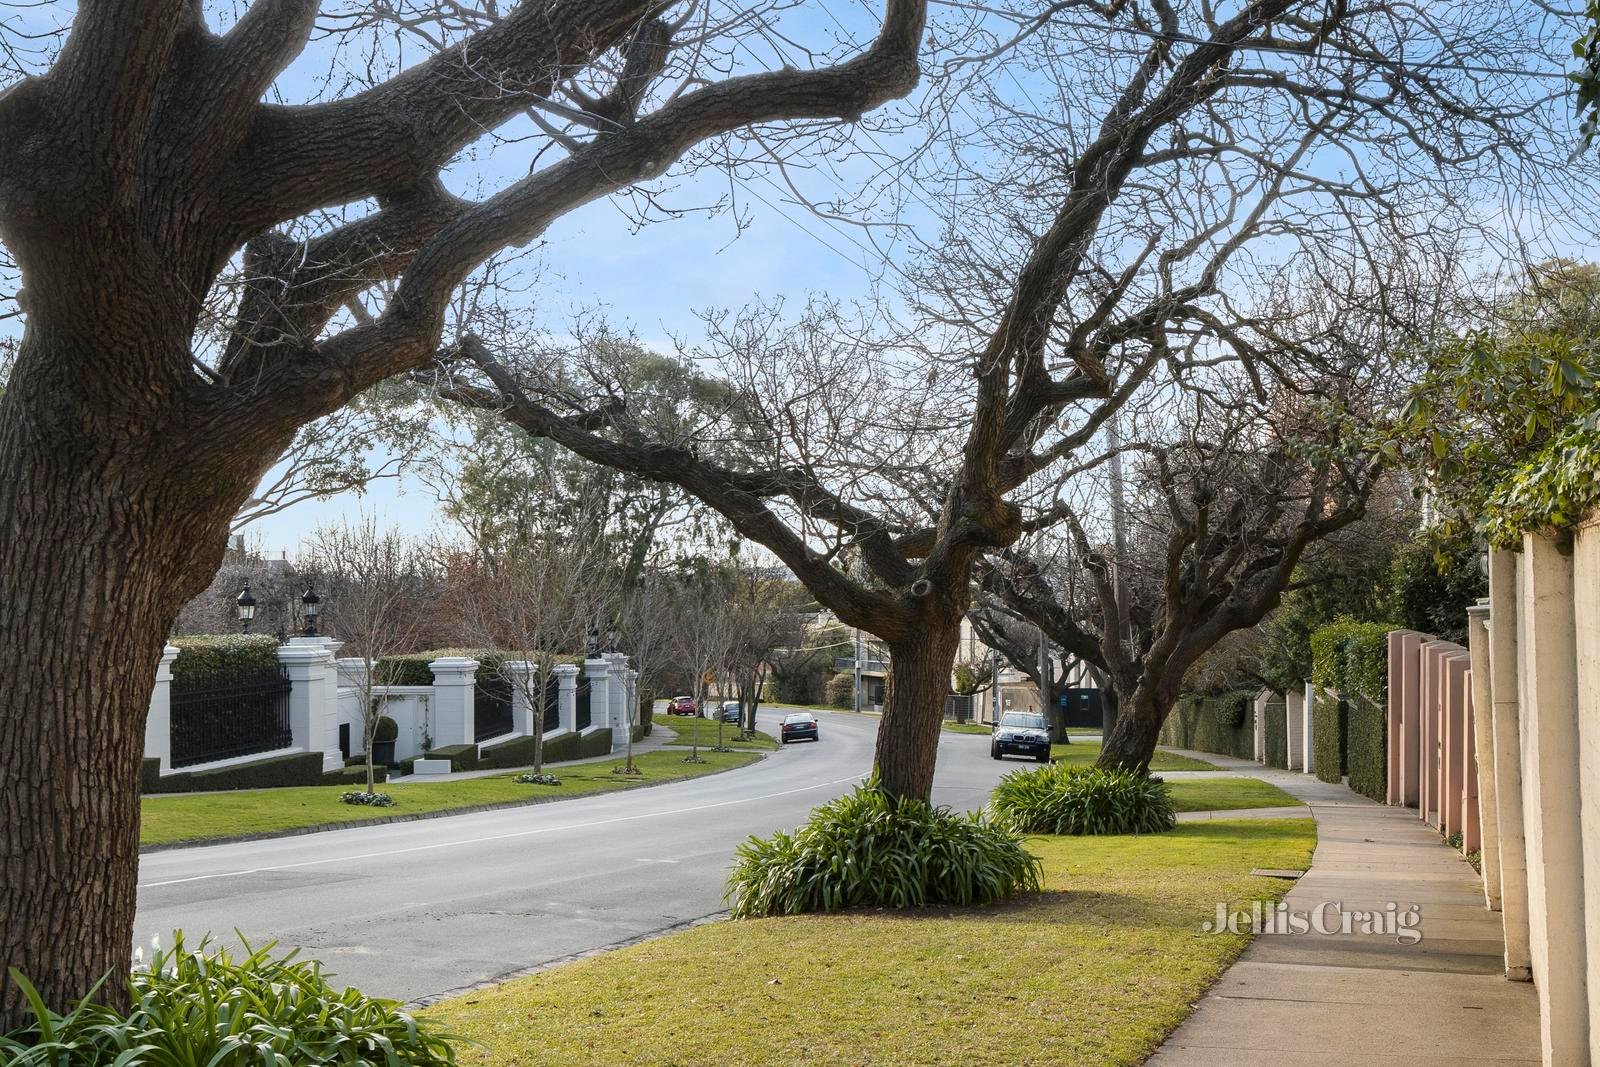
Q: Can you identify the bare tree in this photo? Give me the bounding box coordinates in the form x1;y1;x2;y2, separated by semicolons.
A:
307;517;433;794
668;564;740;764
439;1;1587;807
614;569;678;774
986;381;1387;773
453;480;620;783
0;1;927;1014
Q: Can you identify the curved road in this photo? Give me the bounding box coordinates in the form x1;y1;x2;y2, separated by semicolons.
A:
134;709;1029;1003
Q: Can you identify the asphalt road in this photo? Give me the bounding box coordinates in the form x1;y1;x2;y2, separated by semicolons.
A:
134;709;1030;1004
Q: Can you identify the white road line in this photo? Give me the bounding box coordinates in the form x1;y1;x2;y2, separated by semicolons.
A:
139;772;866;890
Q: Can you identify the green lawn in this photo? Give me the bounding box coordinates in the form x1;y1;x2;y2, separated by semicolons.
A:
140;750;761;847
1165;777;1304;813
655;716;778;750
428;818;1315;1066
942;721;993;735
1050;738;1218;771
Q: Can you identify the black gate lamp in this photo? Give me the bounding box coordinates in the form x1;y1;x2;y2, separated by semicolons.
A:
301;584;321;637
235;582;257;633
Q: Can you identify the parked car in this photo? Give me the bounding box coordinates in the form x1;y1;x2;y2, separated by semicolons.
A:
780;712;819;744
991;711;1051;762
719;701;741;724
667;695;698;716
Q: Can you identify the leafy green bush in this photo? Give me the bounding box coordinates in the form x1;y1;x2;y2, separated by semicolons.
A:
990;764;1176;836
372;715;398;744
169;634;280;689
726;781;1041;917
824;671;854;709
1;934;462;1064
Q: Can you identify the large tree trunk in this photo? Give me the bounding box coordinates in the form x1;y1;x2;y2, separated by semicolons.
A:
0;328;259;1027
1095;681;1175;774
873;621;962;802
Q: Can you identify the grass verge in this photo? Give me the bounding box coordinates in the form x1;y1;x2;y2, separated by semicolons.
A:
427;818;1314;1066
1165;776;1304;813
656;716;778;750
1049;738;1218;771
140;750;761;848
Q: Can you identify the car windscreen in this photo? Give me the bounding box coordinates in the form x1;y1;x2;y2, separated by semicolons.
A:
1000;713;1046;730
784;714;815;723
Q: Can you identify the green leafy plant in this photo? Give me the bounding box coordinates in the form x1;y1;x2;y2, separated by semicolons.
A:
1;933;463;1064
726;780;1041;917
990;764;1176;836
372;715;399;744
340;790;394;807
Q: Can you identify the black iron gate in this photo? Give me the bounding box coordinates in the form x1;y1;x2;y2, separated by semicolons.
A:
474;671;515;743
170;665;293;768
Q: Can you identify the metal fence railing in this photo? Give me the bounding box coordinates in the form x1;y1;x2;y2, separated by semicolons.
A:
542;674;560;733
474;673;515;743
576;676;592;731
170;665;292;769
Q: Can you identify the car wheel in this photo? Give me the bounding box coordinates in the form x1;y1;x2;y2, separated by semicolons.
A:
1037;752;1050;763
990;745;1000;760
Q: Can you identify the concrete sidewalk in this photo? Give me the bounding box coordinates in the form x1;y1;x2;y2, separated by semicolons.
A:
1149;753;1539;1066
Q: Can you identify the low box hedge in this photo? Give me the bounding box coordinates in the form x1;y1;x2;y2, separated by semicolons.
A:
141;752;385;794
169;634;281;689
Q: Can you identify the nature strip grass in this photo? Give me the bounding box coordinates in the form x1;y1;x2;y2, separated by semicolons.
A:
427;818;1316;1066
140;749;762;848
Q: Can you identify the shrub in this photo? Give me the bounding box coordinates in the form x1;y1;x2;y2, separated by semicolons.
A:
340;790;394;807
824;671;854;709
0;933;462;1064
726;781;1041;916
990;764;1176;836
141;753;385;794
169;634;280;689
375;649;586;687
372;715;398;744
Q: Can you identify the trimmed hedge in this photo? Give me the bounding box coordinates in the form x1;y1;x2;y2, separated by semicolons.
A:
1264;697;1288;768
141;753;384;794
1311;687;1346;784
169;634;281;689
401;727;615;775
1157;690;1256;760
1308;619;1395;799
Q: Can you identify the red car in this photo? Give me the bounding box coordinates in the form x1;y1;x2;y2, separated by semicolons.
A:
667;695;698;716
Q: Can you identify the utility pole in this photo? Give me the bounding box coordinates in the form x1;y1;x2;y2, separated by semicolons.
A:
853;627;863;714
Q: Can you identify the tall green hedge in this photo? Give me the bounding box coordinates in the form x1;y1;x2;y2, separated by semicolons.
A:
1264;697;1288;768
169;634;281;689
1308;619;1395;799
1157;691;1256;759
